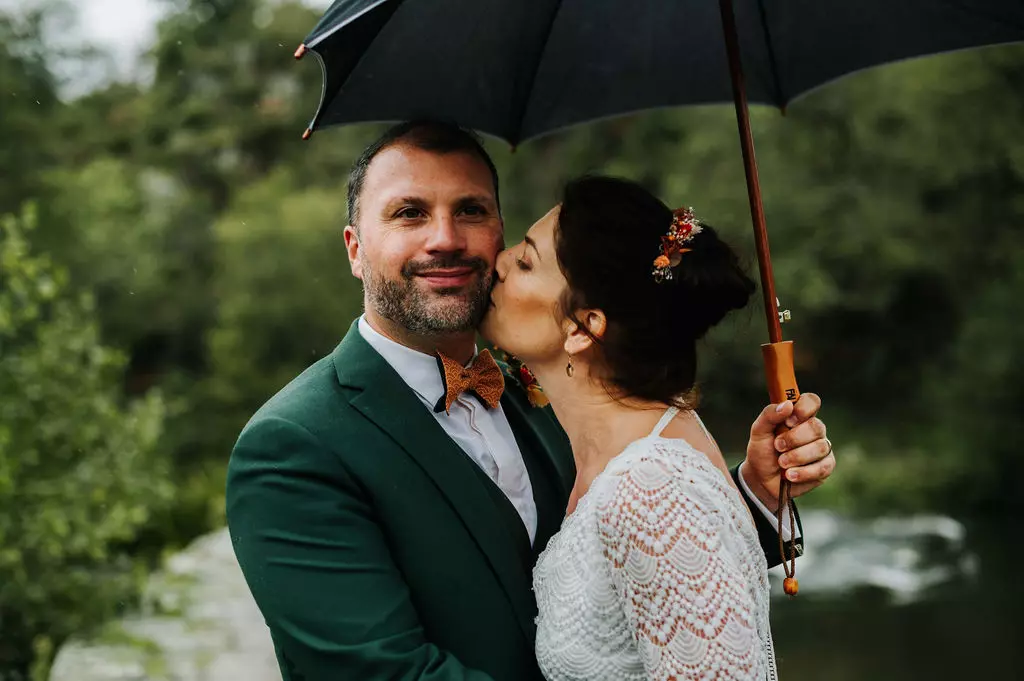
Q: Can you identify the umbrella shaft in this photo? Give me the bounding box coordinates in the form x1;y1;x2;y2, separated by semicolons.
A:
718;0;783;344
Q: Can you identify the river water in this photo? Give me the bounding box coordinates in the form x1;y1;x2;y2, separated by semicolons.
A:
770;512;1023;680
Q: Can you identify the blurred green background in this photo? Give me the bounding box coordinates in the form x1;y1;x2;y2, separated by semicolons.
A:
1;0;1023;679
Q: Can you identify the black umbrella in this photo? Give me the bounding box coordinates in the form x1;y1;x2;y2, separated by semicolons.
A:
294;0;1024;588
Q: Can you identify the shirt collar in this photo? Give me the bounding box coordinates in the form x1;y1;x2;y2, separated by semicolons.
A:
357;315;478;407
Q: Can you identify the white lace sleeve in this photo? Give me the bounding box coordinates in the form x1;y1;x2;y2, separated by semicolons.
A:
596;451;770;681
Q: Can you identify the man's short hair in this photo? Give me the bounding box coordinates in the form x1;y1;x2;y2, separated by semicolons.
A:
347;120;501;227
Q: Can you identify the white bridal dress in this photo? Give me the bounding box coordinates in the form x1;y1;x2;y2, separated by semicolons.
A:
534;407;778;681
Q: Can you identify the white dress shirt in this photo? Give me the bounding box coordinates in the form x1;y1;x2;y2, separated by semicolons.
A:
358;316;797;545
359;316;538;544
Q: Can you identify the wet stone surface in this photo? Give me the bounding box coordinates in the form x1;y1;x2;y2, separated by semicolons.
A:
49;529;281;681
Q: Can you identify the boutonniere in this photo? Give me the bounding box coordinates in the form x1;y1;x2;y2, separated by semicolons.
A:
493;349;549;408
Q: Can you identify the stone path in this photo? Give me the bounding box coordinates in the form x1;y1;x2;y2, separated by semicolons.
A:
49;528;280;681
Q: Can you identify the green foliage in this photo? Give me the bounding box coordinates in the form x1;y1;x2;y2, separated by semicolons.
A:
0;10;60;216
0;207;171;678
40;158;216;361
159;169;362;533
205;169;358;412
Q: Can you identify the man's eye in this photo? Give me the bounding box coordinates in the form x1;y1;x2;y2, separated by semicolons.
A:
397;207;423;219
461;205;486;216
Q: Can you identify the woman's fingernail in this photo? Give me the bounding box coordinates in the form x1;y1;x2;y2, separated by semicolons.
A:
775;402;787;413
778;456;790;468
787;469;799;481
775;438;787;452
786;415;798;428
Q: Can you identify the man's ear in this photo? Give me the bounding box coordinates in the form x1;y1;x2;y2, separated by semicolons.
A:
344;225;363;280
563;309;606;356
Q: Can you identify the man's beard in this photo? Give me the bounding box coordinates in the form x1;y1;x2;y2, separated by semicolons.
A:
364;254;493;336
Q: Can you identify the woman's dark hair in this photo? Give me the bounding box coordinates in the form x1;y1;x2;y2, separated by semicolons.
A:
555;175;755;406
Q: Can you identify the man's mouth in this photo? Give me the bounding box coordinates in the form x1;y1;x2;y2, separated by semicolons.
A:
416;267;477;288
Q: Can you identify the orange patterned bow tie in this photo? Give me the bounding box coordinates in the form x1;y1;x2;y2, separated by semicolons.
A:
434;349;505;414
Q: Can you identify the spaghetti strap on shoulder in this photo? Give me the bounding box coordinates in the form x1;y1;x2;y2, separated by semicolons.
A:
650;406;679;438
691;411;717;445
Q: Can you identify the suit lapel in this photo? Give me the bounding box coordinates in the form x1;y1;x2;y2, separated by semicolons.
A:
501;386;575;497
500;391;571;556
332;323;538;641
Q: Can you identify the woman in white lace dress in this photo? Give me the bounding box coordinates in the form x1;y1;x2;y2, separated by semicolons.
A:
480;176;777;680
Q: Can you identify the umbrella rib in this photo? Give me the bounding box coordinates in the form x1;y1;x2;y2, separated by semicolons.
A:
306;0;394;49
755;0;786;109
306;47;329;134
509;0;566;147
304;0;404;134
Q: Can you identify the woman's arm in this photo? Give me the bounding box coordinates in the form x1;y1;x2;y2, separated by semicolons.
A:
597;457;769;681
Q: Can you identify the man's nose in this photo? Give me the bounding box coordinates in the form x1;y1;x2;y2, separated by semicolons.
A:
423;213;467;253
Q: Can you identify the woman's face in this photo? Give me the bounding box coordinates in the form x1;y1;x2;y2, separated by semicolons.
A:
480;206;568;364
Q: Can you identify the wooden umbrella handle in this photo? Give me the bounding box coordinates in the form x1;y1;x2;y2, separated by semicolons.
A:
761;341;799;405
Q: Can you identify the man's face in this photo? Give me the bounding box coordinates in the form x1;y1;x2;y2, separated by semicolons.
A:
345;144;503;336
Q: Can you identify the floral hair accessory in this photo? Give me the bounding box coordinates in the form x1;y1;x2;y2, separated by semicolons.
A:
652;207;703;283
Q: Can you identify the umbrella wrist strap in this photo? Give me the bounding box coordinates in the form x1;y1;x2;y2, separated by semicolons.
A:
777;482;798;579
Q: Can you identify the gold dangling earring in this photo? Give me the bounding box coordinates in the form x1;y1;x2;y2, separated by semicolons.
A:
565;355;575;378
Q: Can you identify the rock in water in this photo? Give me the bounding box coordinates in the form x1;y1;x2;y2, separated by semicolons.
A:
49;528;281;681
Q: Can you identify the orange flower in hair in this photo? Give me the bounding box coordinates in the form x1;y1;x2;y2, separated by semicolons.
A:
652;207;702;283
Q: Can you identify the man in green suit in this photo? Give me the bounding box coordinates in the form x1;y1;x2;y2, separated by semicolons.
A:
227;121;835;681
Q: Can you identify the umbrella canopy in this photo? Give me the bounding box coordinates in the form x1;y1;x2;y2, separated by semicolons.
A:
299;0;1024;146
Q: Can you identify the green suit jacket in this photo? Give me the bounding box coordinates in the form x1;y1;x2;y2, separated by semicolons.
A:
227;321;800;681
